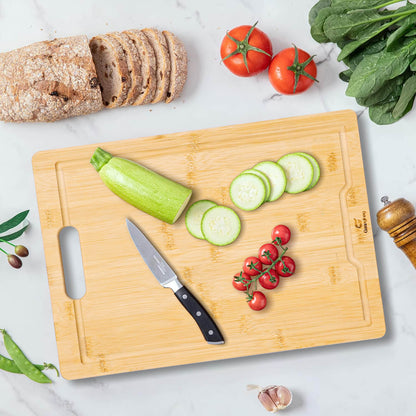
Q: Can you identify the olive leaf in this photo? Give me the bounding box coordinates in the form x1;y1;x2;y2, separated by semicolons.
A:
0;210;29;234
0;223;29;242
392;74;416;118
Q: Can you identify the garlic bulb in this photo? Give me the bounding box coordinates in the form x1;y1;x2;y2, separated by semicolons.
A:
248;385;292;412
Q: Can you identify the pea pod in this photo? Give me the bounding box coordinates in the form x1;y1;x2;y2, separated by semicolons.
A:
0;354;59;376
1;329;52;384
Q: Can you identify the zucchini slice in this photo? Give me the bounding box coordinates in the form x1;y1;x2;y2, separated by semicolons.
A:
230;173;266;211
253;161;287;202
201;206;241;246
242;169;271;201
185;200;217;240
296;152;321;190
277;153;314;194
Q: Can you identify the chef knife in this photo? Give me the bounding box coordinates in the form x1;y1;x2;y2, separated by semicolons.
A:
126;219;224;345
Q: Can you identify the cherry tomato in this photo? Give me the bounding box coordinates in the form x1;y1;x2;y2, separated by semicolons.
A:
259;269;280;290
233;272;252;291
275;256;296;277
258;243;279;265
248;291;267;311
271;225;291;246
221;22;272;77
268;45;317;94
243;256;263;276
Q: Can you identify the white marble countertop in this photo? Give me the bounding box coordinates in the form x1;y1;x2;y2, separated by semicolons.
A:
0;0;415;414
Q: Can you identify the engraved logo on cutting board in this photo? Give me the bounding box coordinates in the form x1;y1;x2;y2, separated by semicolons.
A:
354;211;368;233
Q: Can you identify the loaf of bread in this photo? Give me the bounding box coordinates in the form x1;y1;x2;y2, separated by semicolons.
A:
0;35;103;122
0;29;187;123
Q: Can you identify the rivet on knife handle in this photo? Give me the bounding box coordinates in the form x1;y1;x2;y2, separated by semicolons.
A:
174;286;224;344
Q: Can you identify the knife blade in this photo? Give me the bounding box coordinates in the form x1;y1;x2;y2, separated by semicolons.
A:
126;218;224;345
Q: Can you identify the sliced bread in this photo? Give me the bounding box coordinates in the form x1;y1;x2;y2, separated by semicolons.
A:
0;35;103;122
108;32;142;106
141;28;171;104
162;31;187;103
123;29;156;105
89;34;131;108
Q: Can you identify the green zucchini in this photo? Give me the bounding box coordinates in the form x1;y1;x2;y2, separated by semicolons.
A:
90;148;192;224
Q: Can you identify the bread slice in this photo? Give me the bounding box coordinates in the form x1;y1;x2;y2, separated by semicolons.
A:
162;31;187;103
141;28;171;104
124;29;156;105
0;35;103;122
108;32;142;106
89;34;131;108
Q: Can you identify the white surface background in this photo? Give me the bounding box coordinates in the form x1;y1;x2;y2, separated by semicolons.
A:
0;0;416;414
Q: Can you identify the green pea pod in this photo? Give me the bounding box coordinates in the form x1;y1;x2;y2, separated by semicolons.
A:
1;329;52;384
0;354;59;376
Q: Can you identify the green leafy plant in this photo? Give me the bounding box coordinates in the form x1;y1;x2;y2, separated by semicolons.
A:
309;0;416;124
0;210;30;269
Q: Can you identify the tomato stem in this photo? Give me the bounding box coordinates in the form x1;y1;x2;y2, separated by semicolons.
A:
287;44;318;93
244;240;289;301
222;21;271;73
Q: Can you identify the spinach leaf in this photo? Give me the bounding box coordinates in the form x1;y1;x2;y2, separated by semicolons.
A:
369;99;399;124
323;9;385;42
0;210;29;234
331;0;401;9
310;7;341;42
309;0;332;25
410;55;416;70
356;73;405;106
346;38;416;97
405;28;416;37
339;68;353;82
338;15;406;61
342;36;387;69
386;13;416;51
392;74;416;117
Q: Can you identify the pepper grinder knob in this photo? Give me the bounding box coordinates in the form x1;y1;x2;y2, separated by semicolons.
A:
376;196;416;269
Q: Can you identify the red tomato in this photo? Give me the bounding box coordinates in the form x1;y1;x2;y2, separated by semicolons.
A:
233;272;252;291
271;225;291;246
275;256;296;277
248;291;267;311
258;243;279;265
259;269;280;290
243;257;263;276
221;22;272;77
268;45;317;94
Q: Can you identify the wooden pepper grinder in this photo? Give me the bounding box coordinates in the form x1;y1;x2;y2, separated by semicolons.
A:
377;196;416;269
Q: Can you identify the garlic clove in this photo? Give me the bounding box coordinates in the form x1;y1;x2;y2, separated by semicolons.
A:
257;385;293;412
268;385;292;410
258;390;279;412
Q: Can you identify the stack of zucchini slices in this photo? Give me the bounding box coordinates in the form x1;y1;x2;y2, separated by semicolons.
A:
230;152;320;211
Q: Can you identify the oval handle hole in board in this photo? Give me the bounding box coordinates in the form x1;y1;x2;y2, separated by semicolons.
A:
59;226;86;300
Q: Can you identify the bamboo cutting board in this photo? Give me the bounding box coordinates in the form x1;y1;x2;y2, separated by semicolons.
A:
33;110;385;380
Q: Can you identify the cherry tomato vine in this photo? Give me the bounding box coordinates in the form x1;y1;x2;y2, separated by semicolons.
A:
233;225;296;311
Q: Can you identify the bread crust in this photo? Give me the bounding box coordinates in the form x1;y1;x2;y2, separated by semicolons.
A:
163;31;187;103
0;35;103;122
141;28;171;104
89;34;131;108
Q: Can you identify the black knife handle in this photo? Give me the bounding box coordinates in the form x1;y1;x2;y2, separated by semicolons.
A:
174;286;224;344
